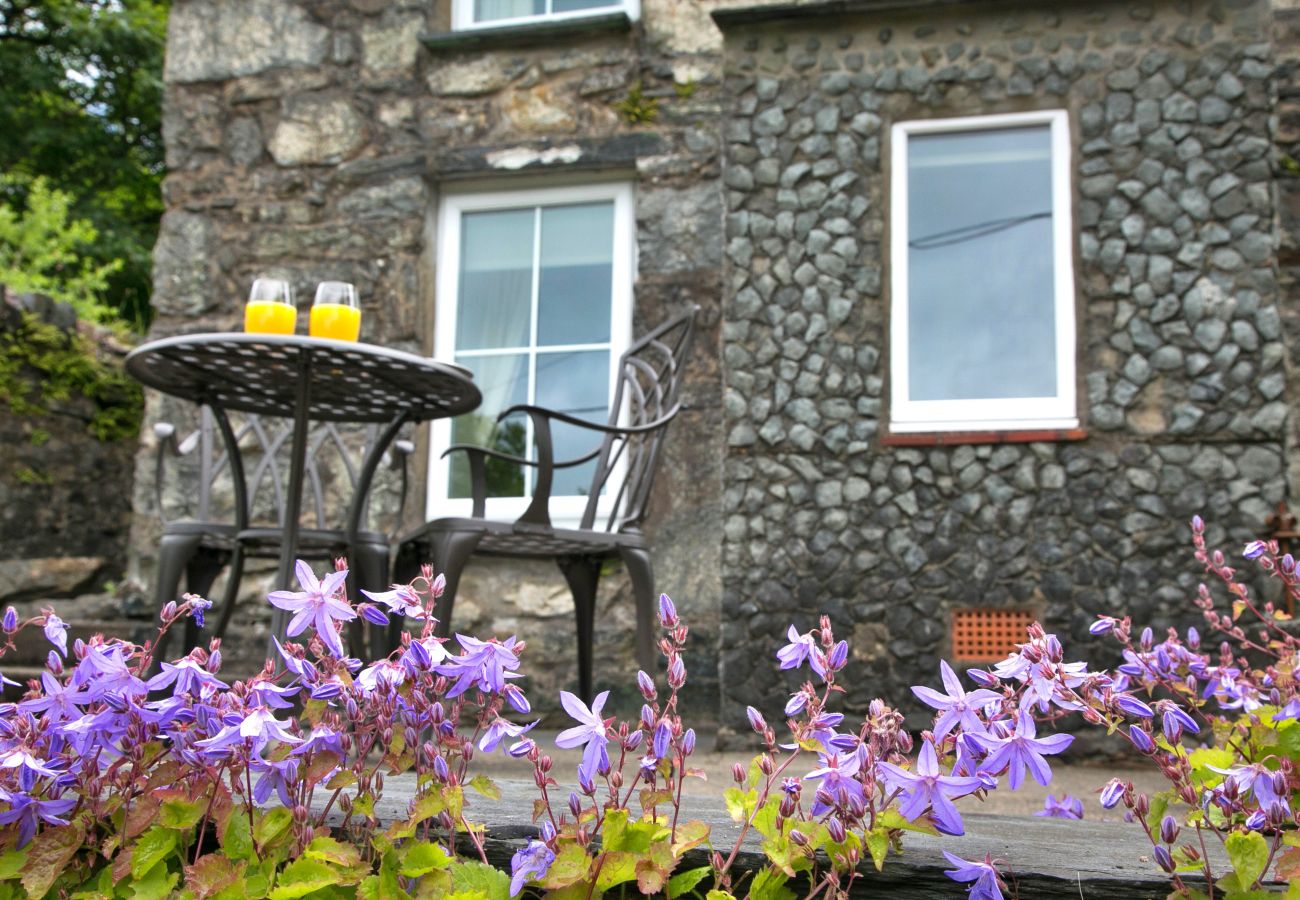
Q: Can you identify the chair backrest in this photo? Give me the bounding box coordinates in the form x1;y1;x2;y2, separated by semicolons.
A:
155;410;405;534
579;306;698;533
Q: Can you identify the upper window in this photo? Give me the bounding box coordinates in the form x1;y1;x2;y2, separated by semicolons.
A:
451;0;639;30
889;110;1077;433
429;183;634;524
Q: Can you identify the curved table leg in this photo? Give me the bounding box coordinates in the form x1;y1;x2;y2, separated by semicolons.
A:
268;354;313;653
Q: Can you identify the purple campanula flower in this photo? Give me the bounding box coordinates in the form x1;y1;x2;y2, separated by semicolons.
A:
878;740;984;836
967;708;1073;790
681;728;696;756
1157;701;1199;742
360;585;426;619
777;626;826;678
504;684;531;715
652;721;671;759
911;660;1003;739
358;604;389;627
1;608;16;633
435;635;522;697
480;717;538;754
509;840;555;897
804;748;867;817
967;668;999;688
942;852;1005;900
828;640;848;671
1244;540;1268;559
251;756;300;807
746;706;767;733
508;738;535;758
266;560;355;658
1208;761;1291;814
18;672;89;724
147;657;228;695
71;644;146;700
1159;814;1179;844
1099;778;1126;809
1115;694;1154;719
1129;725;1155;753
1273;698;1300;722
637;670;656;699
1088;617;1115;636
0;790;76;847
0;749;63;791
356;659;407;695
554;691;610;785
658;594;678;627
1153;844;1174;872
1245;810;1267;831
194;707;301;758
42;614;67;657
784;691;808;717
188;596;213;629
1036;794;1083;819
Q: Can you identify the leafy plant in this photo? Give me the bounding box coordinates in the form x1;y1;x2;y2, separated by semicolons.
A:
616;81;659;125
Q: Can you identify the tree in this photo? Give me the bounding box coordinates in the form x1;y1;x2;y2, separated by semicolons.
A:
0;0;169;330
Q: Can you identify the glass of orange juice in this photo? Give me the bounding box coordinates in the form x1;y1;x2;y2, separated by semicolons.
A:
243;278;297;335
310;281;361;341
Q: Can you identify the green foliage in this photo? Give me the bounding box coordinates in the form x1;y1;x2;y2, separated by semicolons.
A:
616;81;659;125
0;312;142;442
674;79;697;99
0;176;122;324
0;0;169;330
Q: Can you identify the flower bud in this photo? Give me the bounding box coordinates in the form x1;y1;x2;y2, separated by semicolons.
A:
1140;628;1154;651
1153;844;1174;873
161;601;178;621
610;771;623;789
1159;814;1179;844
658;594;678;628
828;641;848;671
746;706;767;734
1129;725;1154;754
668;655;686;689
1134;794;1150;818
732;763;746;784
624;730;643;752
784;692;807;717
641;704;655;730
780;792;797;818
539;754;553;773
789;829;809;846
568;792;582;818
46;651;62;675
1;608;16;633
293;805;309;825
681;728;696;756
826;817;846;843
434;755;449;781
637;670;656;700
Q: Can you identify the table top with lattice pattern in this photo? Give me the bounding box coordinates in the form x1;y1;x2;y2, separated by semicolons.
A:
125;333;481;424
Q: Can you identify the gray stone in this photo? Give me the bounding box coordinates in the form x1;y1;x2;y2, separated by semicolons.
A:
165;0;329;83
269;94;366;165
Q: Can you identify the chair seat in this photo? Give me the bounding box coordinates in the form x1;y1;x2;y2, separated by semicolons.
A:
161;521;239;549
406;518;645;560
237;527;390;555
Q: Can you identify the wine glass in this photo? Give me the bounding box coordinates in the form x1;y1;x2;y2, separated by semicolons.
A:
243;278;296;335
310;281;361;341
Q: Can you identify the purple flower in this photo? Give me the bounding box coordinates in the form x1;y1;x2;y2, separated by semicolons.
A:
0;790;76;847
878;740;984;835
194;707;301;758
146;658;228;695
18;672;89;724
1099;778;1126;809
1157;701;1199;742
1208;762;1291;814
1129;725;1155;753
1036;794;1083;819
251;756;299;806
911;660;1003;739
1;608;16;633
968;708;1073;790
1244;540;1268;559
658;594;678;627
804;748;867;817
360;585;426;620
266;561;355;658
188;596;213;629
480;717;537;754
1088;617;1115;635
942;852;1004;900
554;691;610;784
1273;698;1300;722
509;840;555;897
356;659;407;694
42;614;67;657
746;706;767;733
0;749;63;791
435;635;522;697
1114;694;1154;718
777;626;826;678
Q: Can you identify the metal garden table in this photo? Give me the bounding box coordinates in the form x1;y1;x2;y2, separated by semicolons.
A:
125;333;481;646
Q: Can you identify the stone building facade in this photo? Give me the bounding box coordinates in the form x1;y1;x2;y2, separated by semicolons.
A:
143;0;1300;729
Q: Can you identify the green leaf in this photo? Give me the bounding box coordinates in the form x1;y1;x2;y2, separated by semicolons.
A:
1145;791;1171;834
666;865;712;899
751;797;782;840
750;868;796;900
127;861;179;900
1226;830;1269;888
185;854;245;900
723;787;755;823
866;828;889;872
706;891;737;900
131;826;179;880
305;836;362;870
254;807;293;848
22;824;83;897
399;841;452;878
159;796;207;831
539;843;590;891
449;861;510;900
269;858;343;900
0;847;28;880
466;775;501;801
594;851;639;893
221;812;255;861
672;820;711;857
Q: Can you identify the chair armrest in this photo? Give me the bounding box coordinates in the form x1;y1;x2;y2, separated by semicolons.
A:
497;403;683;436
153;421;200;523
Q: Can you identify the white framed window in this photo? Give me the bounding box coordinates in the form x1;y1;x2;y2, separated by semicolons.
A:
451;0;639;31
889;110;1077;433
428;182;635;526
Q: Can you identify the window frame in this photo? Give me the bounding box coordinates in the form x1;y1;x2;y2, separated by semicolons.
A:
888;109;1078;434
450;0;640;31
428;181;636;527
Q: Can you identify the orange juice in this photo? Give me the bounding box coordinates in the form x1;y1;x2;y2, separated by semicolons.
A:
244;301;297;335
310;303;361;341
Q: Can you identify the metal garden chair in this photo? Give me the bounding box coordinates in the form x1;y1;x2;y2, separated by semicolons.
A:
394;307;699;700
152;409;412;658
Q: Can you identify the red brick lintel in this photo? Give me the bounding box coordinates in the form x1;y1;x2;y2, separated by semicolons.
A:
880;428;1089;447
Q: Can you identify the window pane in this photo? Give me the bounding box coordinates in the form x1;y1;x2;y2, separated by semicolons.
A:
907;126;1057;402
534;350;609;497
458;209;533;350
449;353;529;499
473;0;544;22
552;0;617;11
538;202;614;347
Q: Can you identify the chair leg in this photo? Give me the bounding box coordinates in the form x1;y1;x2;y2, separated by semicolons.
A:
180;547;228;653
153;532;202;664
618;545;657;676
557;555;603;703
427;531;484;640
351;541;391;659
211;545;245;646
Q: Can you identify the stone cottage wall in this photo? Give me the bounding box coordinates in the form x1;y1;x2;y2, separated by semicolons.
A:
138;0;742;711
714;0;1288;739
